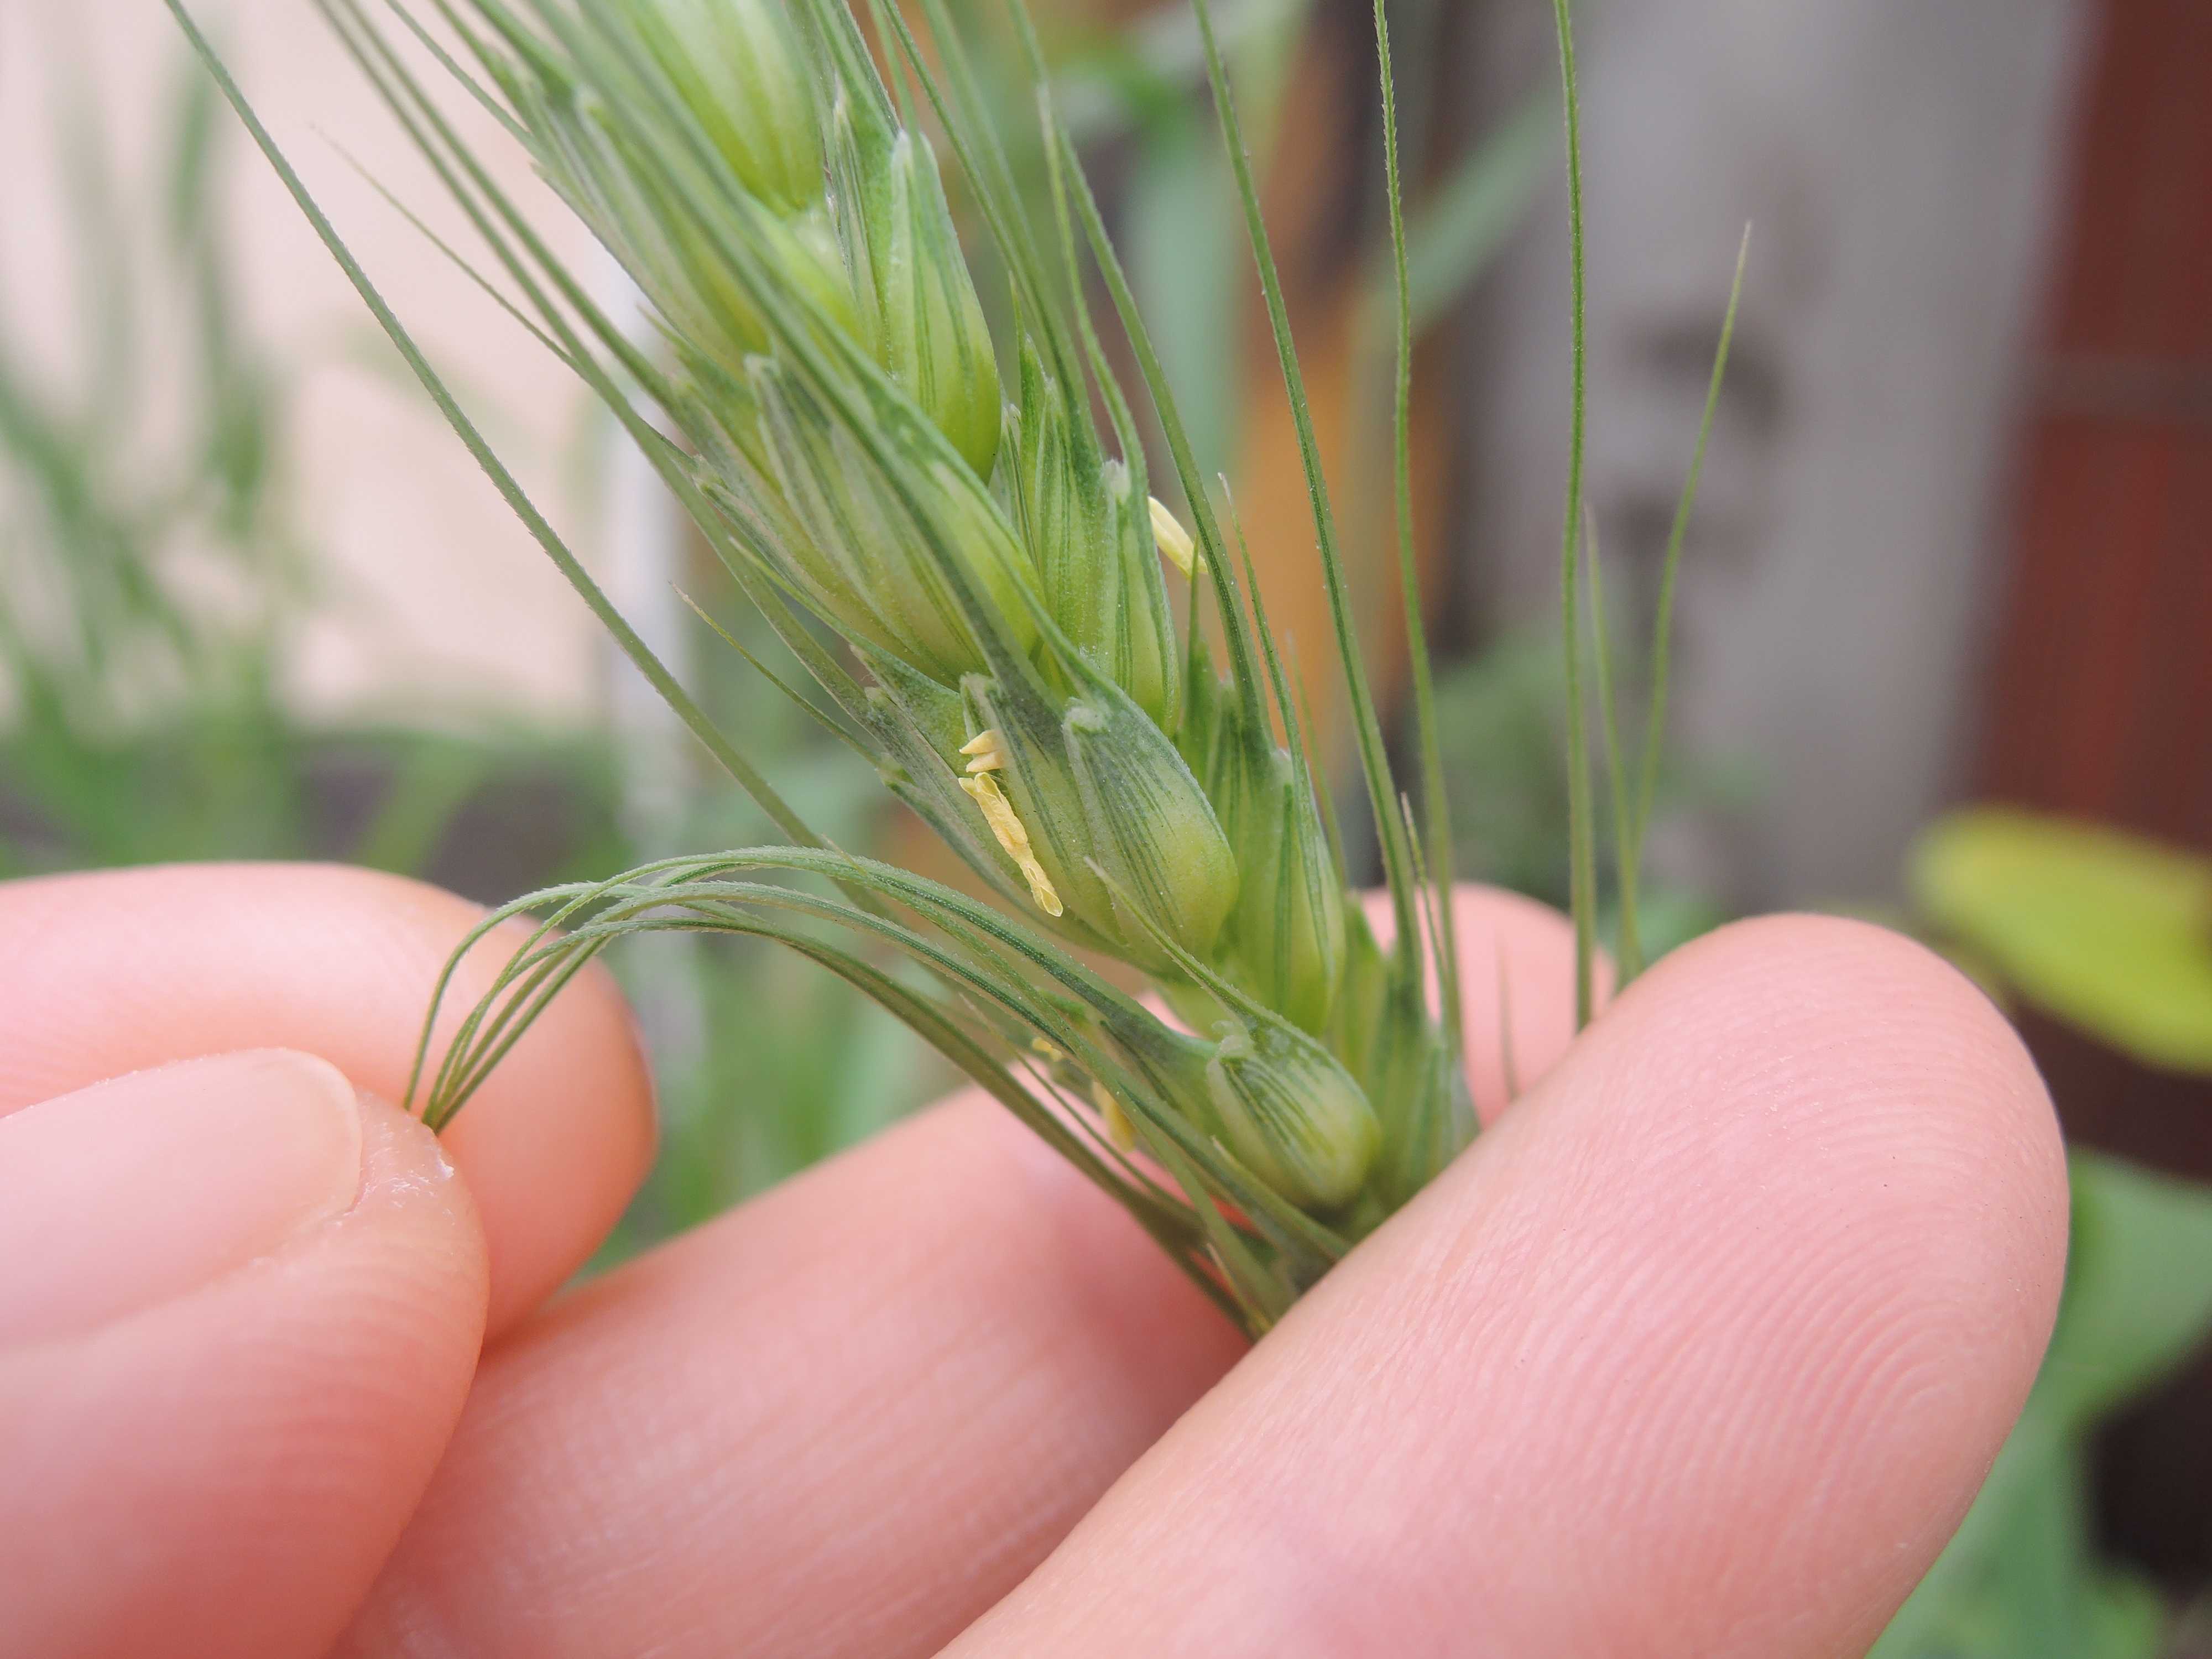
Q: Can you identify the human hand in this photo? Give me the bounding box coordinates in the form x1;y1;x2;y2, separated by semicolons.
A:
0;864;2065;1658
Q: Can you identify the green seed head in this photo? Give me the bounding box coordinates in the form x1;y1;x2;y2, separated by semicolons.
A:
554;1;1001;487
1011;340;1178;729
1212;737;1346;1034
959;682;1235;968
615;0;825;215
1328;909;1472;1209
872;129;1002;478
830;96;1002;480
652;199;860;377
1062;695;1237;961
748;361;1037;683
1203;1016;1380;1212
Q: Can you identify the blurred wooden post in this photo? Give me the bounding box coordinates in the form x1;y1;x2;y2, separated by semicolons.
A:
1228;0;1455;774
1976;0;2212;858
1971;0;2212;1594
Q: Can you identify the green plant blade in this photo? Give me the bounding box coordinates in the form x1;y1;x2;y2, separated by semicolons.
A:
1549;0;1595;1028
1582;508;1637;976
1631;224;1747;865
166;0;820;858
1374;0;1461;1056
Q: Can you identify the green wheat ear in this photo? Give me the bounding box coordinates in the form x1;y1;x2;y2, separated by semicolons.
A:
166;0;1719;1334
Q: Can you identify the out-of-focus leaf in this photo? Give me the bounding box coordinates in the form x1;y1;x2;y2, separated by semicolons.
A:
1912;807;2212;1076
2043;1151;2212;1425
2083;1570;2172;1659
1870;1153;2212;1657
1129;114;1242;481
1052;0;1307;141
1392;87;1554;336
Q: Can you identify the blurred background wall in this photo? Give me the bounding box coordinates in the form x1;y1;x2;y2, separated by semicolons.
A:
0;0;605;729
1451;0;2090;911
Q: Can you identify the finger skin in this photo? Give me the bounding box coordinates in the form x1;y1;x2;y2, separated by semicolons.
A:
0;1088;487;1659
0;864;654;1335
336;1094;1248;1659
1405;885;1597;1126
945;915;2070;1658
325;887;1583;1657
332;888;1585;1659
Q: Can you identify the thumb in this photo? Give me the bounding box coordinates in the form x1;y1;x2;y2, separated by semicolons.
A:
0;1050;489;1659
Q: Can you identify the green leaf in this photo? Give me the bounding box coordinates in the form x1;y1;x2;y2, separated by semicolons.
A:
1913;806;2212;1075
2044;1151;2212;1426
1870;1152;2212;1657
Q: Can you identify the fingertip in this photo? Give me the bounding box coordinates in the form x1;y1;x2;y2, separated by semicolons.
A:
0;862;658;1337
1;1067;487;1659
1555;910;2070;1639
264;864;656;1334
1624;909;2070;1310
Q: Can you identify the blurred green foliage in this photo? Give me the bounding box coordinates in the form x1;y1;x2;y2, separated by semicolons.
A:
1430;625;1741;965
1875;1153;2212;1659
1878;809;2212;1655
0;51;625;895
1;52;305;873
0;39;906;1235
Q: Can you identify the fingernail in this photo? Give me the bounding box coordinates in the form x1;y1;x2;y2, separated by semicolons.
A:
0;1050;364;1344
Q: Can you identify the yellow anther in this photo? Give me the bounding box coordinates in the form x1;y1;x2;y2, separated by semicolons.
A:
959;771;1063;916
959;728;1009;774
1030;1036;1066;1062
1147;496;1204;579
1092;1082;1138;1152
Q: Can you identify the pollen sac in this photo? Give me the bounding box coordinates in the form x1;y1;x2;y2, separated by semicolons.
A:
1011;339;1178;730
1091;1081;1139;1152
960;726;1060;914
831;101;1003;481
1147;495;1204;579
959;682;1120;932
1201;1016;1380;1213
958;681;1233;971
959;770;1063;915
